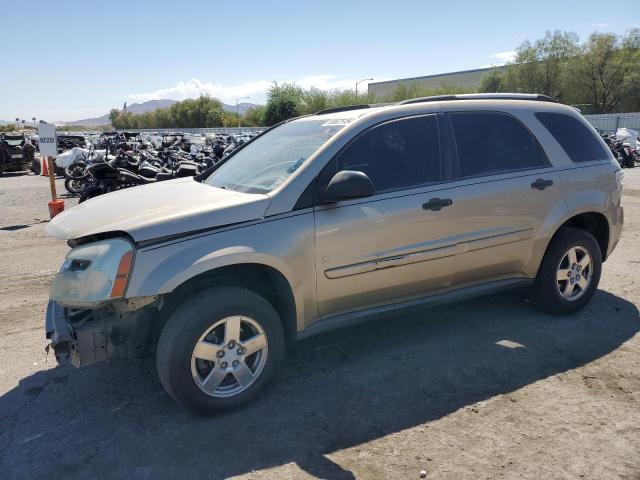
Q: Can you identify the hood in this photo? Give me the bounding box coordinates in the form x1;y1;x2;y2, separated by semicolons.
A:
46;178;270;242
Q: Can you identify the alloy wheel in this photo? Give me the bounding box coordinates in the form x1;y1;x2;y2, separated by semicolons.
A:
190;316;268;398
556;246;592;301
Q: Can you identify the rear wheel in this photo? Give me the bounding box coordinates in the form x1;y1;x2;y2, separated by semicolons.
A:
78;187;101;203
156;286;285;415
531;227;602;315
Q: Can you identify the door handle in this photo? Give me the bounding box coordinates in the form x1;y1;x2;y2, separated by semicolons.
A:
531;178;554;190
422;197;453;211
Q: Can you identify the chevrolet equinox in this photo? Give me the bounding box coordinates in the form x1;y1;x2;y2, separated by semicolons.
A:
45;93;624;414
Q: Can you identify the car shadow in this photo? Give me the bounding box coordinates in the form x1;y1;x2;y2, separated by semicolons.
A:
1;289;638;479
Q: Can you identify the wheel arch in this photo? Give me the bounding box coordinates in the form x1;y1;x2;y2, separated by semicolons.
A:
549;211;610;261
148;259;300;349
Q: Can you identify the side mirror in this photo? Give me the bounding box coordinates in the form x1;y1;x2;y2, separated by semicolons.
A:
323;170;375;203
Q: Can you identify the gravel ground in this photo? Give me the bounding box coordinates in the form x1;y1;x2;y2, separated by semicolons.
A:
0;170;639;480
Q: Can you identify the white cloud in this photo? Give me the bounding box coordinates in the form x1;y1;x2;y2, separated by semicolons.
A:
125;75;378;105
492;50;517;62
592;22;610;28
481;50;517;68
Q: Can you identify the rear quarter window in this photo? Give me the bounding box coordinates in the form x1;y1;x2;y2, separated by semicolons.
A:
535;112;610;163
449;111;548;178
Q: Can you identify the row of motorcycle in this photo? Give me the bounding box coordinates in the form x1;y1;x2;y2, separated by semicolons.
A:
59;132;257;202
602;128;640;168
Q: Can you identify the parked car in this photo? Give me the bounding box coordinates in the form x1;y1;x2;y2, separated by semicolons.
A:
0;132;31;175
44;93;624;415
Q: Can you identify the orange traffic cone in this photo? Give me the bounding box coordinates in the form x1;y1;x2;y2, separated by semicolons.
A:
41;156;48;176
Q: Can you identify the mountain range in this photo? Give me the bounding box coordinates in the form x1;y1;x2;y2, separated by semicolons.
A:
64;99;259;126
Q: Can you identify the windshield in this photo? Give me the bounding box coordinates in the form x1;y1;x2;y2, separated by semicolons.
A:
205;119;347;193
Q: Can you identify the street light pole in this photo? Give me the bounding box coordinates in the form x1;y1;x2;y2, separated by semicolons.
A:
236;96;250;128
355;78;373;102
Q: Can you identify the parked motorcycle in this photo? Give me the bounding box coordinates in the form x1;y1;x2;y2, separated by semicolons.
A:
78;159;157;203
57;129;260;198
603;133;637;168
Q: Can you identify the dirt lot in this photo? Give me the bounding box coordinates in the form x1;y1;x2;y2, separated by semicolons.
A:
0;170;639;480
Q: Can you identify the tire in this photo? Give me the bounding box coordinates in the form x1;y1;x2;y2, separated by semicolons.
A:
156;286;285;415
65;160;86;179
78;187;101;203
32;159;41;175
64;176;88;194
531;227;602;315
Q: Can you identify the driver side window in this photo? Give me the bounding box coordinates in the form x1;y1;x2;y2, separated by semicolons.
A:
321;115;441;195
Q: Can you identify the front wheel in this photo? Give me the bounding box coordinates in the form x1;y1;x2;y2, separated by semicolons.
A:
65;160;87;178
64;176;89;194
531;227;602;315
156;286;285;415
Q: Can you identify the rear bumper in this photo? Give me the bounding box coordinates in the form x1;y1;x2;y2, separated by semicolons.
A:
607;205;624;259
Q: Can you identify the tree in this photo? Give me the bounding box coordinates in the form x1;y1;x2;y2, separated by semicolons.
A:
300;87;329;114
505;30;579;101
479;69;505;93
619;28;640;112
263;82;303;125
109;109;121;125
242;105;266;126
108;96;226;129
567;33;627;113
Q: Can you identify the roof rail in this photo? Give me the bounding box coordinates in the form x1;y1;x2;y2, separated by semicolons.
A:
314;104;372;115
399;93;558;105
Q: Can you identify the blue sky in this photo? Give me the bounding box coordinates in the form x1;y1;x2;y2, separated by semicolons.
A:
1;0;638;122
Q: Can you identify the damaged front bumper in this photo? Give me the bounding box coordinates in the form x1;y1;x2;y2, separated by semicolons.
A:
45;301;75;363
45;297;161;368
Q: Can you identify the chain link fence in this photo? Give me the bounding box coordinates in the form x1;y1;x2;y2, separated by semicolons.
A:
120;127;266;135
584;113;640;132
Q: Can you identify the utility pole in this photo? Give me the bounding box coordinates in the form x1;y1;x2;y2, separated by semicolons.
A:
355;78;373;103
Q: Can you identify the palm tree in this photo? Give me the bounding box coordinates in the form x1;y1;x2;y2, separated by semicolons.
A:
15;117;19;129
32;117;36;127
21;119;25;131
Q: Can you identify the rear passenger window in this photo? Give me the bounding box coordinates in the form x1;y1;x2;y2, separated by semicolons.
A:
328;115;441;193
535;112;610;163
450;112;547;177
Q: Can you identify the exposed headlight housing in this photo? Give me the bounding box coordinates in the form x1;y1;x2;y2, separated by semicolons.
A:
50;238;134;307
